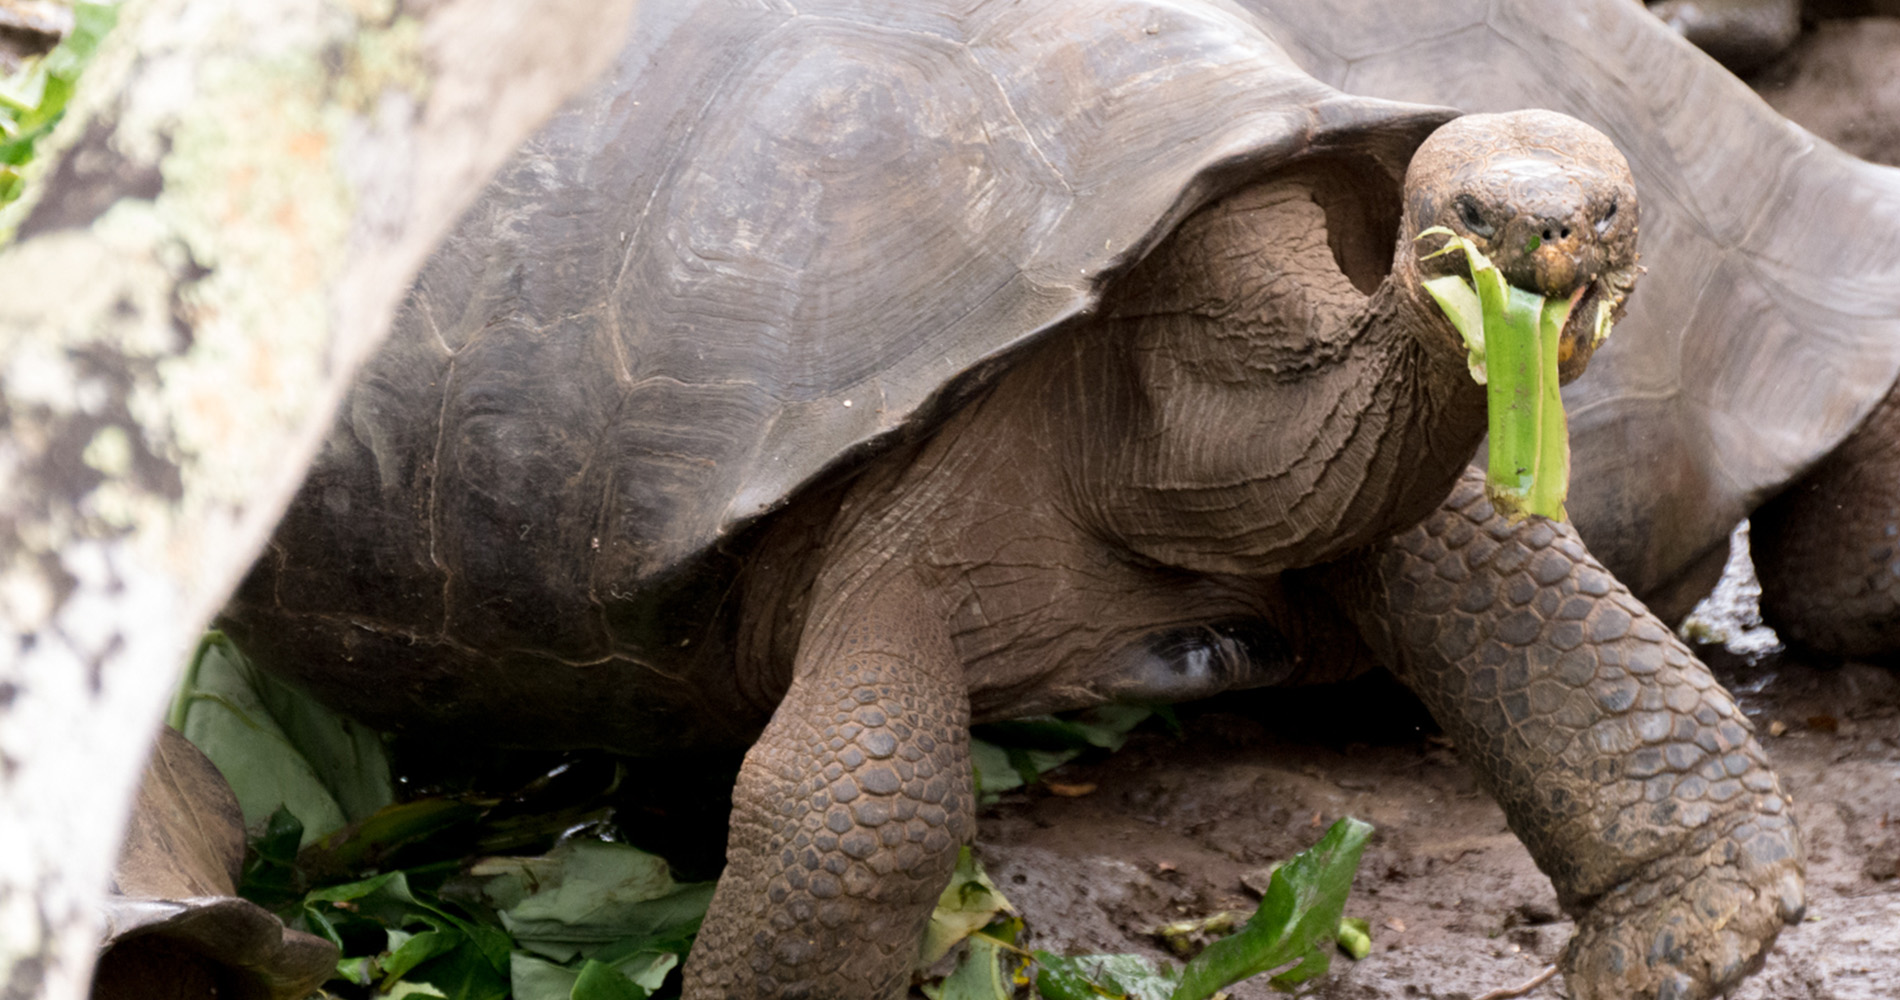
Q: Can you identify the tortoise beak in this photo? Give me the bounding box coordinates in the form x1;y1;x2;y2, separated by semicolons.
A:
1492;211;1597;300
1529;230;1582;295
1555;261;1640;385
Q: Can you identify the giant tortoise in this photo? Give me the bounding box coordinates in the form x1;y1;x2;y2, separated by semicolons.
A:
1246;0;1900;657
219;1;1804;997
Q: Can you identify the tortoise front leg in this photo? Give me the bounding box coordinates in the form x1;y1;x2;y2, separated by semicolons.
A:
1318;469;1804;1000
683;574;973;1000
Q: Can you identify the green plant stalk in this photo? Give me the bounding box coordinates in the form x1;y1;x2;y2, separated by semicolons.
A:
1482;282;1570;521
1417;228;1574;521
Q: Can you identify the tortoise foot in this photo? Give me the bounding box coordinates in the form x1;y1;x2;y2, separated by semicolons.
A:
1563;815;1804;1000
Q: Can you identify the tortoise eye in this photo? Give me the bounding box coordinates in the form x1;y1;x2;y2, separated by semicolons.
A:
1455;194;1495;238
1595;198;1618;235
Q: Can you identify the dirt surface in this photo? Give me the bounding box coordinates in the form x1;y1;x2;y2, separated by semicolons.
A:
973;650;1900;1000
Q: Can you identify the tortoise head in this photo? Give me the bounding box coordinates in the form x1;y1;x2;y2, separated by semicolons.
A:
1399;109;1640;382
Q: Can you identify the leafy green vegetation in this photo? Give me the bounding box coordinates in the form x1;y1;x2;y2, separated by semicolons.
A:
926;819;1374;1000
172;633;396;846
170;635;1370;998
0;1;116;210
969;705;1159;801
174;634;703;999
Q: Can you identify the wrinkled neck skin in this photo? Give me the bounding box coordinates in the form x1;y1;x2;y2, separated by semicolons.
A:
1078;264;1484;579
741;175;1487;721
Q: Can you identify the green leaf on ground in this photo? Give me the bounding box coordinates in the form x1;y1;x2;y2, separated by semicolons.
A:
302;869;430;932
928;931;1021;1000
1036;952;1180;1000
291;869;509;995
917;820;1371;999
970;705;1154;800
384;928;466;984
1170;817;1373;999
512;951;672;1000
299;796;489;881
386;983;450;999
969;738;1071;799
571;959;652;1000
1336;917;1372;960
921;847;1016;965
471;839;712;964
172;632;393;847
403;937;511;1000
975;706;1153;753
239;806;308;910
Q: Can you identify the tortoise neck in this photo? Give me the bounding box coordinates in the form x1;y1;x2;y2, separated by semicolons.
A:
1065;277;1486;577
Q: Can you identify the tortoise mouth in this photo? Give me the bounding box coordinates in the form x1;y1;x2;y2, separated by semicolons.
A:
1413;225;1639;522
1555;259;1639;383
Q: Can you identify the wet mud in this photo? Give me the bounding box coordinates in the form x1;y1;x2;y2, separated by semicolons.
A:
975;651;1900;999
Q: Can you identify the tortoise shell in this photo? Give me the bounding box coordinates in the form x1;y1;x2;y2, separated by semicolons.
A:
232;0;1454;750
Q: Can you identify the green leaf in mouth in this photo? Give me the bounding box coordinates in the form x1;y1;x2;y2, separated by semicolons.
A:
1415;226;1593;522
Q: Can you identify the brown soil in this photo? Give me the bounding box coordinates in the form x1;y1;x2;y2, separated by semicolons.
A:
974;651;1900;999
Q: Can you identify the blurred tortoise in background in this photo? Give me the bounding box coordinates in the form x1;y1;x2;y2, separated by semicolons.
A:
1645;0;1802;71
1752;13;1900;168
1249;0;1900;659
1641;0;1900;73
215;1;1806;998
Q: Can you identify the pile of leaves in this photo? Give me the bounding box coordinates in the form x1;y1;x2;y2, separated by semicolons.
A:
175;634;703;1000
920;821;1371;1000
0;1;115;209
170;634;1374;999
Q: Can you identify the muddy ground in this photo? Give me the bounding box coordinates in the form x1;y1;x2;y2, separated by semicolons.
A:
966;19;1900;1000
975;641;1900;1000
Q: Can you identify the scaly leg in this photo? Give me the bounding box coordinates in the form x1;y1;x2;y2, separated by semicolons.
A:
682;573;972;1000
1317;469;1804;1000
